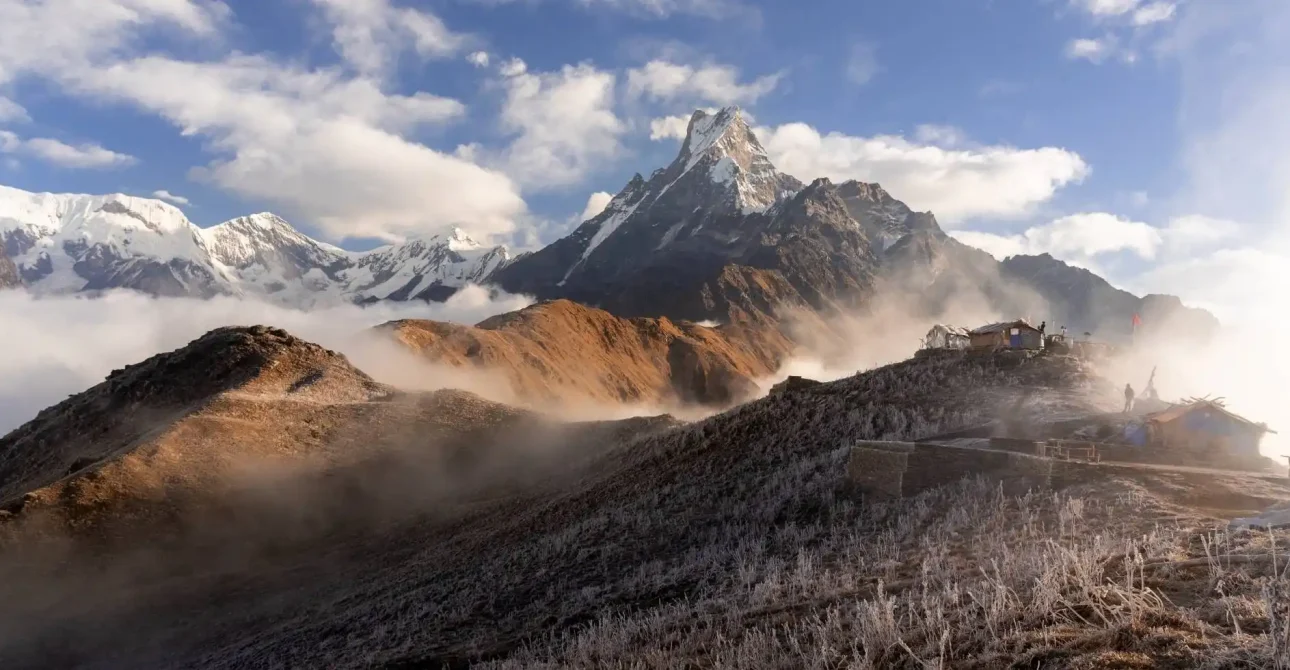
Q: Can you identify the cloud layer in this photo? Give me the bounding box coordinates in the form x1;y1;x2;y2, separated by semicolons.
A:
0;286;532;436
0;131;136;169
756;123;1090;224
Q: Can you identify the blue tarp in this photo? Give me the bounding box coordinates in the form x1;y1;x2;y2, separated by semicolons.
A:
1124;422;1147;446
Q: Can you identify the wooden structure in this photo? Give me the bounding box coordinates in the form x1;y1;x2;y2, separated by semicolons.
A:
1040;439;1099;462
969;320;1044;351
922;324;971;351
1143;400;1275;460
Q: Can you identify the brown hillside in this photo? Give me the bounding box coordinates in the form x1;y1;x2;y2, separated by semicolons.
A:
0;326;552;532
379;299;791;408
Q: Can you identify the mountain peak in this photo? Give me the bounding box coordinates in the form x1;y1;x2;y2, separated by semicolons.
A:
679;107;753;171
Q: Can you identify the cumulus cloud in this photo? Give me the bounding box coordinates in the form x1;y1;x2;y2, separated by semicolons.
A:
755;122;1090;224
649;114;691;141
152;190;190;206
1072;0;1175;23
467;51;491;68
1065;37;1115;62
579;191;613;222
953;213;1243;264
576;0;751;20
0;0;528;243
951;213;1157;260
626;60;781;106
0;131;136;169
845;42;879;86
496;59;625;190
1132;2;1177;25
0;96;27;122
0;286;533;436
310;0;472;76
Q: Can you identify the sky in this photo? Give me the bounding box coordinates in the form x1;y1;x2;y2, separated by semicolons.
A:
0;0;1286;326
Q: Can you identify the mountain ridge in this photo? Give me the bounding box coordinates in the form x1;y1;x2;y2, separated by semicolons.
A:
0;107;1217;345
0;184;511;306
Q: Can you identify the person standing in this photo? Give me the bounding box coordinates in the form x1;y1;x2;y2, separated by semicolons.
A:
1123;383;1135;413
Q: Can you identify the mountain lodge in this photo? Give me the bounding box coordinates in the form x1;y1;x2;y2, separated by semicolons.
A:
969;320;1045;351
1137;400;1276;459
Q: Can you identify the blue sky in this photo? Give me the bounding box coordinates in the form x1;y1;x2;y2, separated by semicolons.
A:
0;0;1287;324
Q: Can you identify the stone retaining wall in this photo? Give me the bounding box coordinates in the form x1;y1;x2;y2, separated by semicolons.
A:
847;440;1088;499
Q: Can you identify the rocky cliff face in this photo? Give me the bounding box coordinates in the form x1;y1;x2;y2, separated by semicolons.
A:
999;254;1220;342
0;252;20;289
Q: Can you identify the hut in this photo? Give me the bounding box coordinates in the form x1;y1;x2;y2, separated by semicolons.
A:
1143;400;1276;459
969;320;1045;351
922;324;971;351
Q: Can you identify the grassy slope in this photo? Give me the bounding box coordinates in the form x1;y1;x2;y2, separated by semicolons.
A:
0;350;1286;669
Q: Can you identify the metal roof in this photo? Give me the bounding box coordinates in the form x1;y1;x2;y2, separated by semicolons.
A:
1147;400;1276;434
969;320;1040;335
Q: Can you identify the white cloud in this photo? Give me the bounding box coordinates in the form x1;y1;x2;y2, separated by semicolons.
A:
65;55;522;242
755;122;1090;224
1159;214;1241;254
952;212;1162;261
1132;1;1176;25
467;51;491;68
579;191;613;222
0;1;529;243
1073;0;1140;17
0;130;136;169
1065;37;1115;62
626;60;781;106
954;213;1243;264
575;0;750;19
310;0;471;76
496;60;624;190
152;189;190;206
912;124;967;148
1072;0;1177;24
649;114;691;141
0;96;28;122
498;57;528;77
845;42;879;86
0;0;229;87
948;230;1028;260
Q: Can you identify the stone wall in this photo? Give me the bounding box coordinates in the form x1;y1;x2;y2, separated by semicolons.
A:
846;446;910;500
847;441;1064;499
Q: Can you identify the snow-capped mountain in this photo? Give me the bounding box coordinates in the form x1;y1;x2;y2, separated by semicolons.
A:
492;106;940;321
0;184;510;306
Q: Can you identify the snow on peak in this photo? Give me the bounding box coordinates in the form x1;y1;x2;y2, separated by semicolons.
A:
0;183;511;307
667;106;789;214
443;226;483;251
681;107;754;172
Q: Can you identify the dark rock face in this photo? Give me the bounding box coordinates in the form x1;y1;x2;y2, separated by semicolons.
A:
0;253;20;289
999;254;1218;343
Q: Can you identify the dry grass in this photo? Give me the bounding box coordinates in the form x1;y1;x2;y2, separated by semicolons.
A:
380;299;786;408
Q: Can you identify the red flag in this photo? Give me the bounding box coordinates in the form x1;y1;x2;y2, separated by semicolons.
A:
1132;313;1143;327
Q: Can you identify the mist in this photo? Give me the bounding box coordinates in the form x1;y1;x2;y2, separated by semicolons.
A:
0;286;533;435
